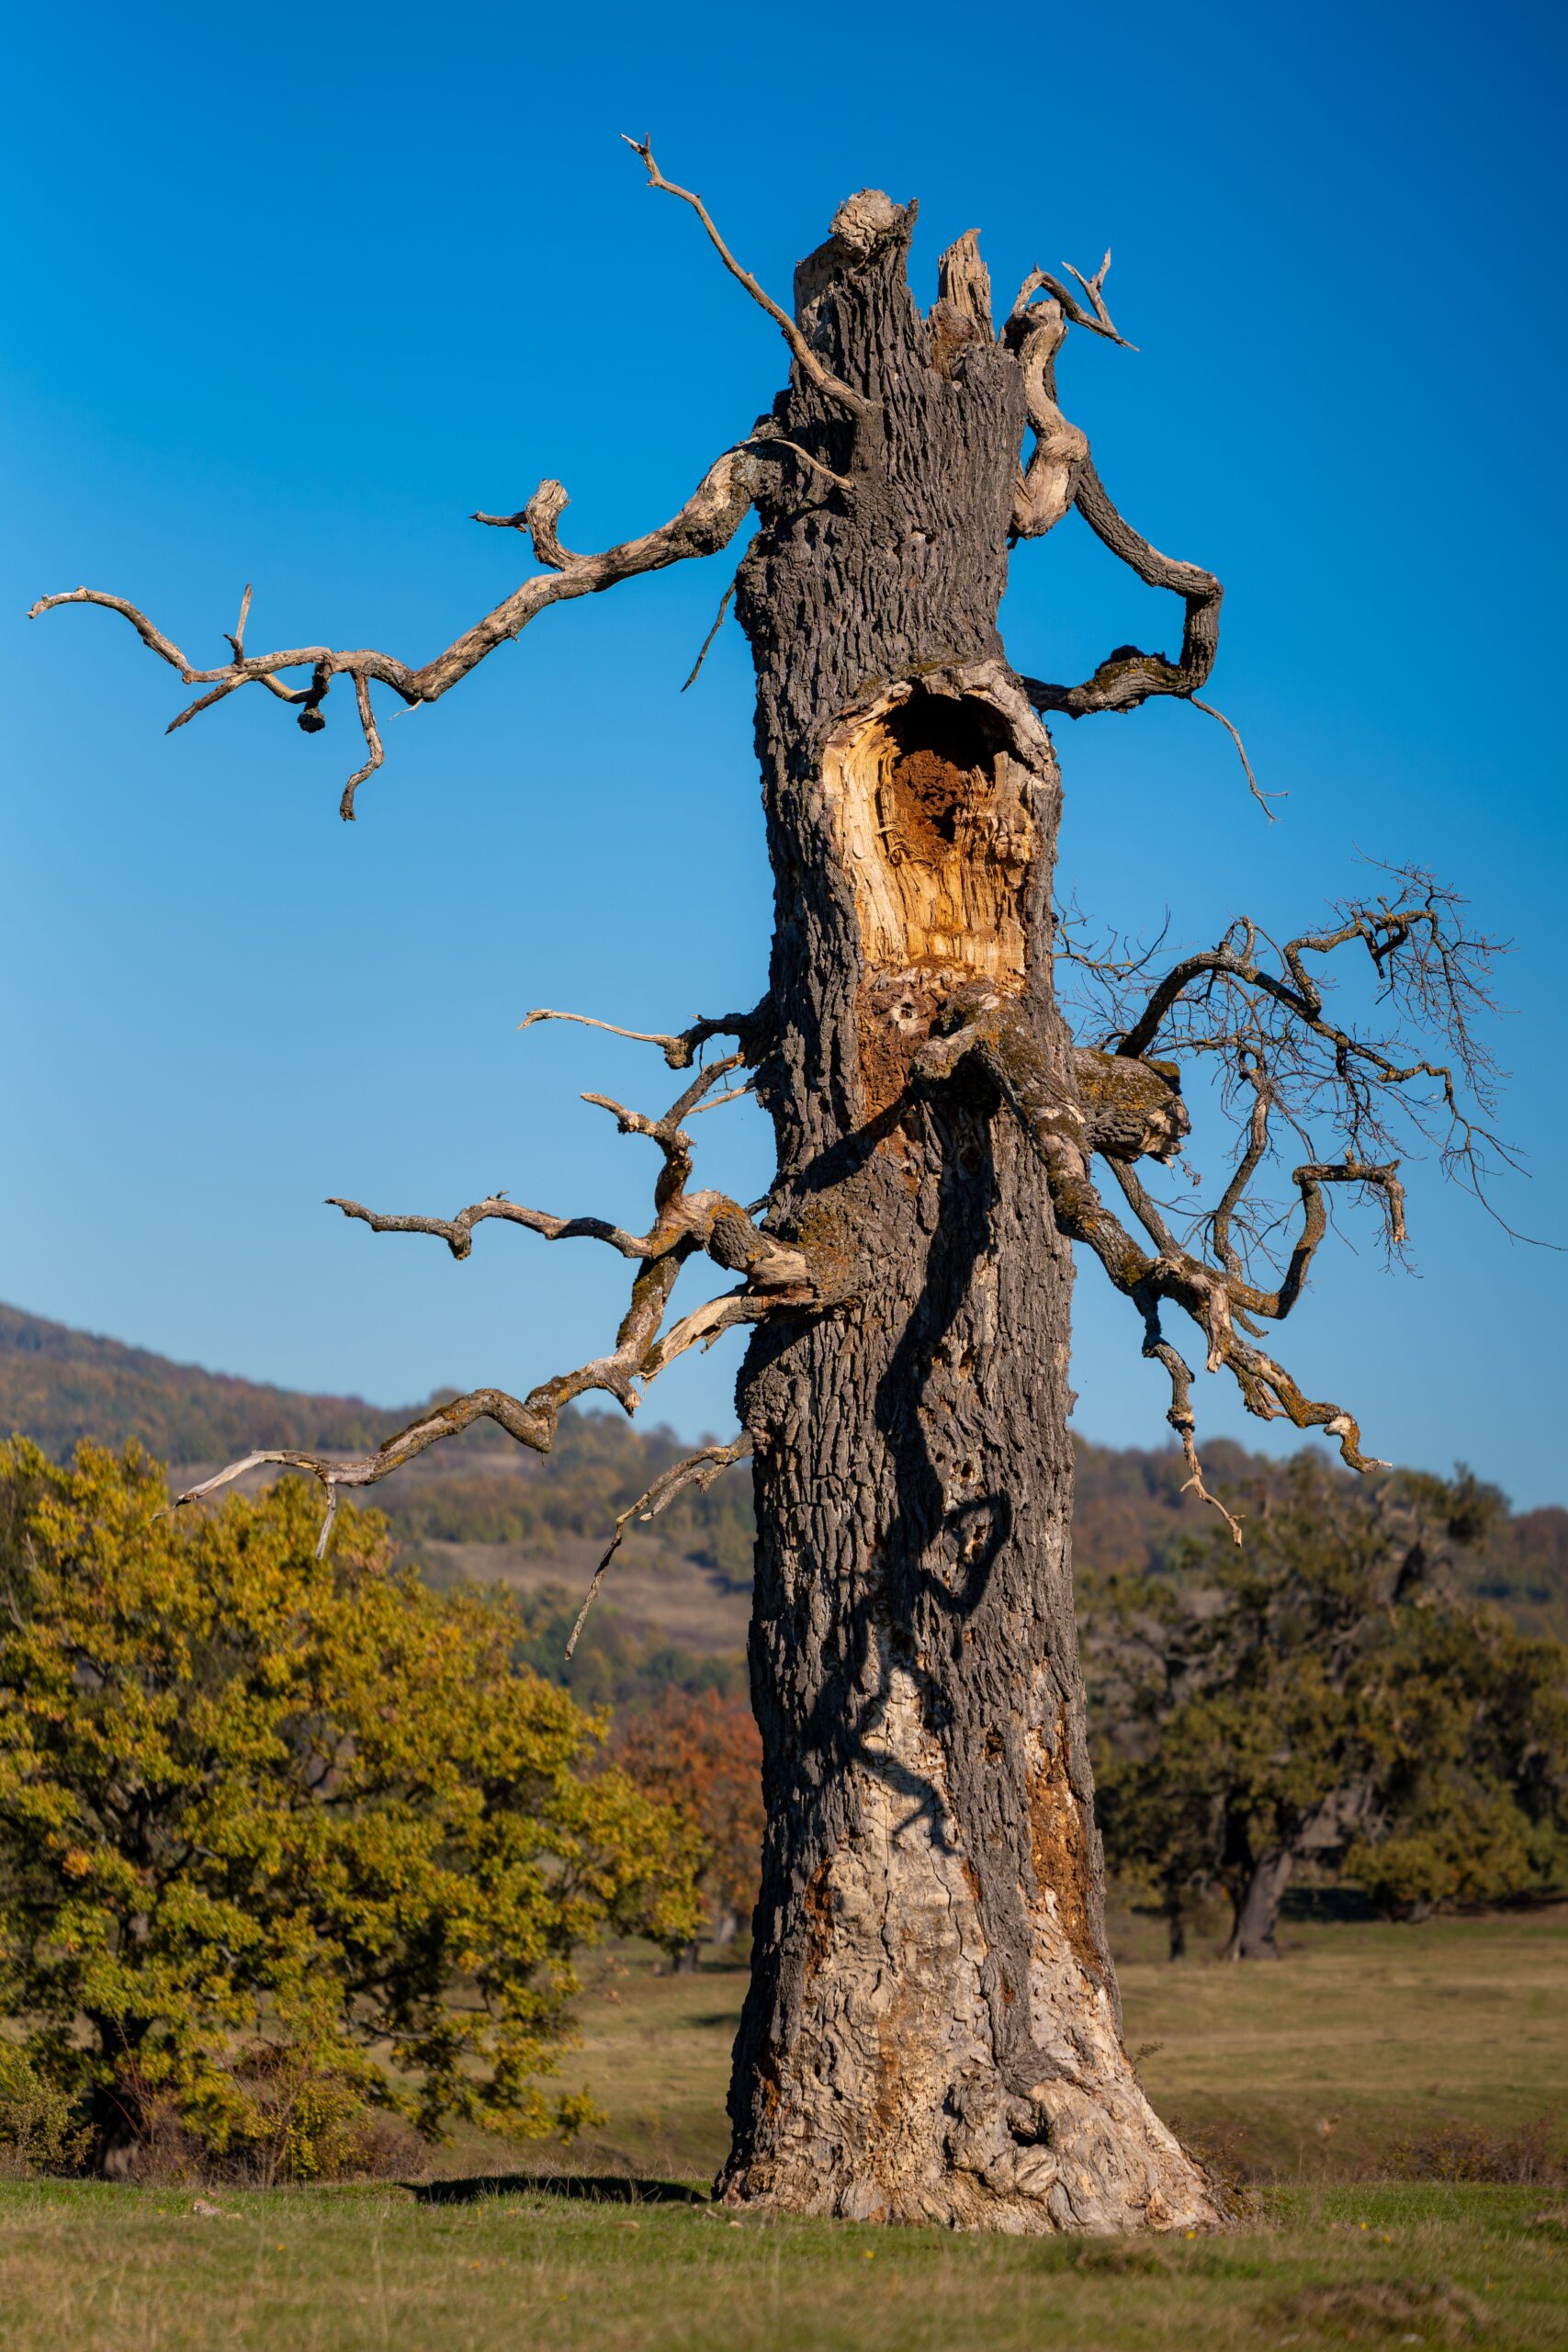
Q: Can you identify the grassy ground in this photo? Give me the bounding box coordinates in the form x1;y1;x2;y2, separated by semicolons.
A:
3;1913;1563;2349
2;2181;1563;2350
493;1906;1568;2189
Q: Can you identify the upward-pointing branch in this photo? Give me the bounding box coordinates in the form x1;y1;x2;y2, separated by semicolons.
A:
623;136;875;424
1002;255;1243;798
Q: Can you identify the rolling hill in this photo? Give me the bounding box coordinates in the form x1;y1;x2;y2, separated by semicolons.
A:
3;1300;1563;1649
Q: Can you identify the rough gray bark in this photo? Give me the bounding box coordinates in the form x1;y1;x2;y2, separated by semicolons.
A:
711;199;1215;2230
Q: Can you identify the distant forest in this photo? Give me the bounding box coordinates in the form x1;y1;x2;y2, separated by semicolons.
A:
3;1301;1563;1642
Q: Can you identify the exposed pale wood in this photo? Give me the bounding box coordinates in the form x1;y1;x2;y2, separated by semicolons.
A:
822;682;1036;980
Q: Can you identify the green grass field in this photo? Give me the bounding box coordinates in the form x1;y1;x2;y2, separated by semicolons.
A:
503;1905;1568;2190
3;1912;1564;2350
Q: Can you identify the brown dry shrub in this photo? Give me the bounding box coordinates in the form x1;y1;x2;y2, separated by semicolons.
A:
1380;2110;1566;2187
1164;2111;1264;2209
1271;2278;1483;2342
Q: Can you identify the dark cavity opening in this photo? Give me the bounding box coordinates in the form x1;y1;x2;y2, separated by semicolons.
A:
883;693;1010;856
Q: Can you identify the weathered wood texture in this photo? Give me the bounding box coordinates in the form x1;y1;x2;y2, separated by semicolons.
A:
719;200;1216;2229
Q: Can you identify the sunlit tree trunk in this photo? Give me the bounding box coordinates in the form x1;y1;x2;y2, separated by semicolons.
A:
716;202;1214;2231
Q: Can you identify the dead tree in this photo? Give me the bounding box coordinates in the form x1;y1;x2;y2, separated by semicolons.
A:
30;151;1506;2233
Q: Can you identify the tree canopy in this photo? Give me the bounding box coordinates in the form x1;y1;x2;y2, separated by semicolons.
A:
1091;1459;1568;1957
0;1441;700;2173
614;1690;764;1949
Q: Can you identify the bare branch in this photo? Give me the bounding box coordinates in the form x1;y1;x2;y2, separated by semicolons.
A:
623;136;874;422
340;673;385;821
327;1193;653;1262
565;1432;752;1660
919;992;1393;1489
225;582;253;662
315;1481;341;1561
175;1389;558;1510
1106;875;1511;1220
31;445;762;817
1001;286;1089;541
1021;458;1222;718
180;1047;813;1552
1190;696;1280;819
689;1079;756;1114
682;580;736;692
1001;261;1233;736
519;996;775;1071
471;479;576;567
740;431;855;493
644;1285;781;1377
1033;252;1137;349
1137;1311;1243;1544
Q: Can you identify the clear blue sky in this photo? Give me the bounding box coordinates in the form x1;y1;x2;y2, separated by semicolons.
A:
5;0;1565;1505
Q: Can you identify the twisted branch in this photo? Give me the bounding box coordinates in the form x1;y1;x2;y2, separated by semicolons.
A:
31;446;763;818
998;253;1266;813
175;1048;814;1546
1021;456;1223;718
918;995;1393;1540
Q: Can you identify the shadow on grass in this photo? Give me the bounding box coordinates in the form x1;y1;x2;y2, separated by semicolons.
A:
412;2174;708;2208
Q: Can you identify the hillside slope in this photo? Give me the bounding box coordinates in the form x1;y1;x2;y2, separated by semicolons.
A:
4;1301;1563;1645
0;1302;400;1462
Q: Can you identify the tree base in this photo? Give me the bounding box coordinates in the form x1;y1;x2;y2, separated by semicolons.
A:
716;1667;1223;2235
716;2078;1221;2233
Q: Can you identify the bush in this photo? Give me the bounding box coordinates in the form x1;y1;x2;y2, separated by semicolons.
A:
123;2044;423;2188
1382;2112;1566;2187
0;2044;88;2178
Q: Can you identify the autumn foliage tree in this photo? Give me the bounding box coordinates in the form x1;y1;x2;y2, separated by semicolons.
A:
613;1690;763;1957
0;1441;700;2177
29;149;1511;2230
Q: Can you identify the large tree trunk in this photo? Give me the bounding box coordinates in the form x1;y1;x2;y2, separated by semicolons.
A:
1224;1849;1294;1961
716;198;1216;2232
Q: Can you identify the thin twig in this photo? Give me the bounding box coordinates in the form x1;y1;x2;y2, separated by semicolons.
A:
1190;696;1280;820
682;582;735;692
740;434;854;493
565;1433;752;1659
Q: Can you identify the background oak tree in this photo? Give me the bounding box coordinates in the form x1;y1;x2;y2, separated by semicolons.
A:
1091;1460;1568;1960
0;1442;700;2177
30;150;1507;2231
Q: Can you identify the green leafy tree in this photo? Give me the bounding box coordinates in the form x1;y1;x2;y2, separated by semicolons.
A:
0;1439;701;2175
1339;1602;1568;1917
1091;1457;1568;1958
